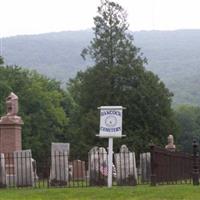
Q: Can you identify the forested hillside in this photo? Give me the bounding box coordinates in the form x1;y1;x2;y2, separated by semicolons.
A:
2;29;200;105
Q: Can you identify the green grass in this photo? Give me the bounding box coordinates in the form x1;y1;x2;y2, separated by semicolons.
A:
0;185;200;200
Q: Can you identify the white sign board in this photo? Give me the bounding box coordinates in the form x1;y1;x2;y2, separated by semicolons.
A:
99;106;123;138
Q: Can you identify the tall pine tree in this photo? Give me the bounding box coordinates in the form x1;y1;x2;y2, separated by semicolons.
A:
68;0;176;155
81;0;145;67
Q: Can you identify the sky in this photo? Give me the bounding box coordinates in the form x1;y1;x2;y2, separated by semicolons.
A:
0;0;200;37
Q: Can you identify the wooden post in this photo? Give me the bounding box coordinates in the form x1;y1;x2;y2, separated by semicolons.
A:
107;137;113;188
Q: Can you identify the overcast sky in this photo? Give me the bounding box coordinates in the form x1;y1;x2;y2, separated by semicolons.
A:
0;0;200;37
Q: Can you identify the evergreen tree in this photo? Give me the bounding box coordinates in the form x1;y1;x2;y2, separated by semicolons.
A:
0;56;4;65
68;0;176;155
81;0;146;67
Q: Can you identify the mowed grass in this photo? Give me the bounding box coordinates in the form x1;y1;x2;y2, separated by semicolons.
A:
0;185;200;200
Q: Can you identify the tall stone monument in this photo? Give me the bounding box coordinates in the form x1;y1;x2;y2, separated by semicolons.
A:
0;92;23;153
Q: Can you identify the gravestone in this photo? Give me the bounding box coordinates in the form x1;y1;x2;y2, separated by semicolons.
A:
32;158;38;183
165;134;176;152
88;147;108;186
72;160;86;181
0;153;6;187
114;145;137;185
50;143;70;186
14;149;35;187
140;152;151;183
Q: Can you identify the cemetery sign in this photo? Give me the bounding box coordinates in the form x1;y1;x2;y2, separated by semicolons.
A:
97;106;125;188
99;106;124;138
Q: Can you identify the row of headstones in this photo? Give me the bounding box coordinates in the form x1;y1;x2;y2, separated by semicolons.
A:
0;143;70;188
88;145;151;186
48;143;151;186
0;143;78;187
53;146;150;186
50;143;151;186
0;144;151;187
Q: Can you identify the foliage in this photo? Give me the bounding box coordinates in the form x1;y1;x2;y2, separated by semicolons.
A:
0;66;69;161
175;105;200;153
3;30;200;105
68;0;176;156
0;56;3;65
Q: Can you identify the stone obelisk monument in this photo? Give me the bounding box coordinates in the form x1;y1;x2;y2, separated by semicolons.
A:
0;92;23;153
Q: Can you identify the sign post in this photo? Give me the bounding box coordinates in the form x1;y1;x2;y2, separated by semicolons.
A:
108;137;113;187
97;106;125;188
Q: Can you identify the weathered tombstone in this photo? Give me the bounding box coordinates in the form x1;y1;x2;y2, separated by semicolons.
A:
50;143;70;186
14;149;35;187
32;158;38;183
72;160;86;181
114;145;137;185
140;152;151;183
165;134;176;152
0;153;6;187
88;147;108;186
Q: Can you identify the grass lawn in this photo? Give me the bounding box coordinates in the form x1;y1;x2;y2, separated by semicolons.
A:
0;185;199;200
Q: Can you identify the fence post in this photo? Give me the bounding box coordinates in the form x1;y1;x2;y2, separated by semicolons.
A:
150;144;156;186
192;138;199;186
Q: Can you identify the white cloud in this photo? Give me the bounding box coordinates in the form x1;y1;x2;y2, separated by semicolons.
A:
0;0;200;37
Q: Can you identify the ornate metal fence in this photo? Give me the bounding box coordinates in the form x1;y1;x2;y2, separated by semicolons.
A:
0;150;139;188
150;145;193;185
0;143;198;188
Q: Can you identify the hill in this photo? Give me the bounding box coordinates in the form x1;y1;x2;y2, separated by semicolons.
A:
2;29;200;105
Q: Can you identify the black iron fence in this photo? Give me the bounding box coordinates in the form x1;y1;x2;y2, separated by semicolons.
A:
150;145;193;185
0;150;139;188
0;142;199;189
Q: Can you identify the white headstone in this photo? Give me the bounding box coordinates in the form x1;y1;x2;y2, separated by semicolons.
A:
114;145;137;185
14;149;35;187
88;147;108;186
140;152;151;183
0;153;6;187
50;143;70;186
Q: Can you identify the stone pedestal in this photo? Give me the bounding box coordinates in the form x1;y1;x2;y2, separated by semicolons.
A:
0;116;23;153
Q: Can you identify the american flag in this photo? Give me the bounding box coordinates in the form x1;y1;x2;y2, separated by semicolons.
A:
100;162;108;176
